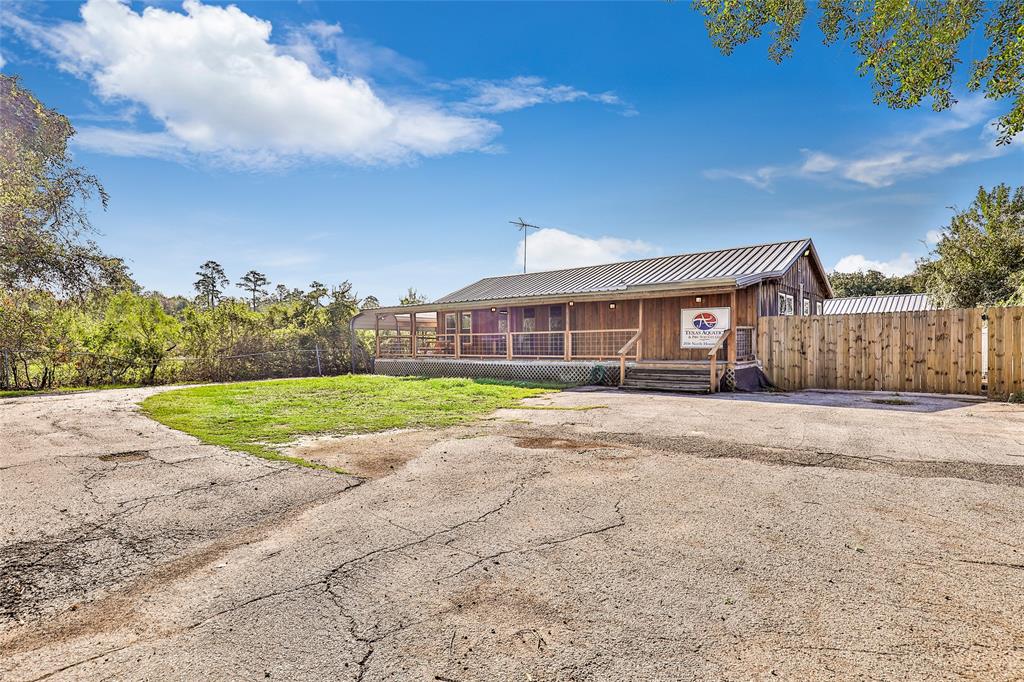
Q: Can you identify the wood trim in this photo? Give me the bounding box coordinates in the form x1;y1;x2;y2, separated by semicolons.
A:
410;312;417;357
637;299;644;361
564;302;572;360
728;289;737;366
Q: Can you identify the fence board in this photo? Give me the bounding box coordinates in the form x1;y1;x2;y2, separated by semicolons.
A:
988;307;1024;399
757;308;996;396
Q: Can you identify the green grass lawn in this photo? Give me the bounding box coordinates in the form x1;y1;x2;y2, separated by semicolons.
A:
141;375;556;470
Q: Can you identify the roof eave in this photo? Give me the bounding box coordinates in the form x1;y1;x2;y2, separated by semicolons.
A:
364;277;740;314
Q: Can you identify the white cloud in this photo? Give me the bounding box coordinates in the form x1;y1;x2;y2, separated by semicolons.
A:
832;252;918;277
702;166;782;191
705;95;1019;190
924;229;944;246
9;0;498;168
281;19;420;81
799;150;839;174
455;76;631;115
0;52;6;70
515;228;659;272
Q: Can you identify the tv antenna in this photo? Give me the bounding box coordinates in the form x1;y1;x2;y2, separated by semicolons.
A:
509;217;542;273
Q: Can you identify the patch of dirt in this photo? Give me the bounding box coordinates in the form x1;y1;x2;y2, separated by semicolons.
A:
286;428;471;478
513;436;613;451
98;450;149;462
561;430;1024;488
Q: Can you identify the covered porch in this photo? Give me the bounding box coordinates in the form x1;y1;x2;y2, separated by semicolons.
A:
357;291;757;391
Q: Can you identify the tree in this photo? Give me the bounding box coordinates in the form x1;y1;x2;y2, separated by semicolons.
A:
922;183;1024;307
361;295;381;309
399;287;428;305
194;261;228;309
95;292;180;385
691;1;1023;144
828;269;920;297
307;281;329;307
237;270;270;311
0;75;130;295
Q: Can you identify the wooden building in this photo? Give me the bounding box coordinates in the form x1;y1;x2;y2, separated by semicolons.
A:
353;238;833;391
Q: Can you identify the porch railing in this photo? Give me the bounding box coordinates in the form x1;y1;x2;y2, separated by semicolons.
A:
735;326;755;361
378;331;412;357
415;331;455;356
459;333;507;357
570;329;640;359
377;328;641;361
512;331;564;358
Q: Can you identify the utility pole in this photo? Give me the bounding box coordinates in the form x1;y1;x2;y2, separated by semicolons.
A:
509;218;541;273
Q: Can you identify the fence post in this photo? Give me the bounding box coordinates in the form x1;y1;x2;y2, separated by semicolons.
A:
315;344;323;376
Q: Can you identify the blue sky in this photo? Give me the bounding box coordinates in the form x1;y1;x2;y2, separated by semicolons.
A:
3;0;1021;304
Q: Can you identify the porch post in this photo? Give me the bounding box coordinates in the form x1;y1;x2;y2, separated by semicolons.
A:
454;312;461;359
727;289;737;368
410;312;417;357
374;314;380;358
637;299;644;361
564;303;571;361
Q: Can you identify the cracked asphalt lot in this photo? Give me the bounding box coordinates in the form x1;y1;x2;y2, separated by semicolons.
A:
2;386;1024;680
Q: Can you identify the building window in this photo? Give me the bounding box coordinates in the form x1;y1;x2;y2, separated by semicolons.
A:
498;309;508;333
445;313;457;334
816;301;823;316
461;312;472;333
802;298;811;316
522;307;536;333
549;305;564;331
778;293;794;316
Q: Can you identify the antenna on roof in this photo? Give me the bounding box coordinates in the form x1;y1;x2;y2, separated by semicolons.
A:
509;217;542;273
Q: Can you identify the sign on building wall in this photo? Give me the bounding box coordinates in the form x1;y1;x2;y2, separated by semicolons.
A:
680;307;731;348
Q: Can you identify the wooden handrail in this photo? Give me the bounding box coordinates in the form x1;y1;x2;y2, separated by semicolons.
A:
707;330;730;393
617;330;643;356
617;330;643;386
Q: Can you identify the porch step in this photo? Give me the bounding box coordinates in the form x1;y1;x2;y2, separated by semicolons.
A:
622;367;713;394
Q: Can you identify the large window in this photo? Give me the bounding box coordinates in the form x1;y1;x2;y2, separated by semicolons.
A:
816;301;823;316
444;313;457;335
802;298;811;316
460;312;472;333
549;305;564;331
522;307;536;332
778;292;795;316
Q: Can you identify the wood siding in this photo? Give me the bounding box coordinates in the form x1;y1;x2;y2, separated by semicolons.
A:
760;253;831;317
756;309;987;395
568;300;640;331
639;289;756;361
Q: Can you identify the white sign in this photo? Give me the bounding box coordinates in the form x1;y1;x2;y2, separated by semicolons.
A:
680;307;731;348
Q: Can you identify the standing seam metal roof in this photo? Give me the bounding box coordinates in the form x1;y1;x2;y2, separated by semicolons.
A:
822;293;936;315
433;239;815;304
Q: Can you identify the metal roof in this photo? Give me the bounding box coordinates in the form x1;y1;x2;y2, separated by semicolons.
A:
433;238;819;305
822;293;936;315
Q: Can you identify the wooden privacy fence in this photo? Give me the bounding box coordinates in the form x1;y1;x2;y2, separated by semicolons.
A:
987;306;1024;399
757;307;1024;399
